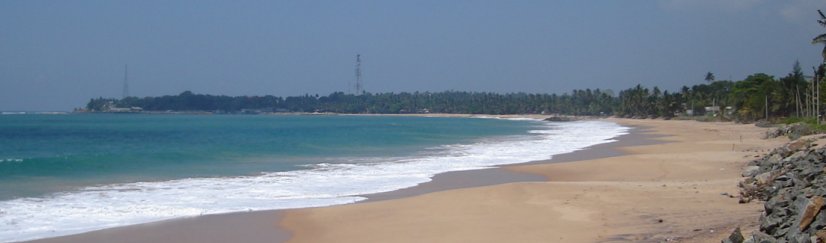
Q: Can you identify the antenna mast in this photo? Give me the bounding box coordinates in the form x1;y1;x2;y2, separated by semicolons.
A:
122;64;129;99
355;54;363;95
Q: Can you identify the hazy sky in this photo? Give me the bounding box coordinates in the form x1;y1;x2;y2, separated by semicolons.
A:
2;0;825;111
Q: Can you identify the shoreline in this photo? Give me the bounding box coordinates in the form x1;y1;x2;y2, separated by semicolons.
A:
280;118;786;243
21;118;776;243
22;118;631;243
361;123;657;202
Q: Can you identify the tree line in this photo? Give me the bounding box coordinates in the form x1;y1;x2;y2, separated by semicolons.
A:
85;89;615;116
615;62;812;121
85;61;819;122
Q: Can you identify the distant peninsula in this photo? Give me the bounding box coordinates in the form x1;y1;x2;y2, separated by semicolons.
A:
84;68;814;124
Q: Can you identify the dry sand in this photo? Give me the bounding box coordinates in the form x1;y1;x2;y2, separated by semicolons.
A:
280;118;787;242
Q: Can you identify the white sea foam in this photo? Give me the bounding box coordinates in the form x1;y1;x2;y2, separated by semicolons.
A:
0;120;628;242
0;159;23;163
0;112;25;115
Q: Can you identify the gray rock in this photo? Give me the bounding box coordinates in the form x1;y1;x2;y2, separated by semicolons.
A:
766;196;791;214
784;151;810;163
767;154;785;166
786;139;812;152
791;233;811;243
797;196;825;231
724;227;745;243
731;140;826;243
757;172;776;185
803;153;821;163
751;231;778;243
812;187;826;198
808;212;826;238
744;166;762;177
762;213;785;235
787;197;811;234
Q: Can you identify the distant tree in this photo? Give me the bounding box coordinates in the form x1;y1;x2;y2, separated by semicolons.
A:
705;72;715;83
779;61;807;117
731;73;780;120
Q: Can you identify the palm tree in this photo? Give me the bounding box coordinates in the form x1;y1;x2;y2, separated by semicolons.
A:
814;10;826;62
705;72;715;83
814;10;826;124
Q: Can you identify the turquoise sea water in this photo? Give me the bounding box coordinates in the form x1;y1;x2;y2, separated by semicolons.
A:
0;114;628;242
0;114;528;200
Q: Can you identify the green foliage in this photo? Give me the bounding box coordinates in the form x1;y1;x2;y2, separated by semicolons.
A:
87;90;619;115
86;97;117;111
782;117;817;126
731;73;780;120
84;64;820;122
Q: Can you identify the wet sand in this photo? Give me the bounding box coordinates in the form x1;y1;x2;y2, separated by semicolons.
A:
362;123;659;202
25;210;288;243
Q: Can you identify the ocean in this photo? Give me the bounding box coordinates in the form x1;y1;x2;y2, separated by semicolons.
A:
0;114;628;242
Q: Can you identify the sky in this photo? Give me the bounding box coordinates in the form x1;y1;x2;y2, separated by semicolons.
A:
1;0;825;111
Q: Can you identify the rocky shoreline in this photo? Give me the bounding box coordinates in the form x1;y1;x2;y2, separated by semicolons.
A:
727;136;826;243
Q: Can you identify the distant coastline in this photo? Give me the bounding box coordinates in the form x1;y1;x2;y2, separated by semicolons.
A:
79;69;817;124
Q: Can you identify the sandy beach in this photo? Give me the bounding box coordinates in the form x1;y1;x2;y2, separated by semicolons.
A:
23;118;785;243
280;118;786;242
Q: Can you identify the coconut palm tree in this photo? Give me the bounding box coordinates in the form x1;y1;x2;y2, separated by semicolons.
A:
812;10;826;124
813;10;826;62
